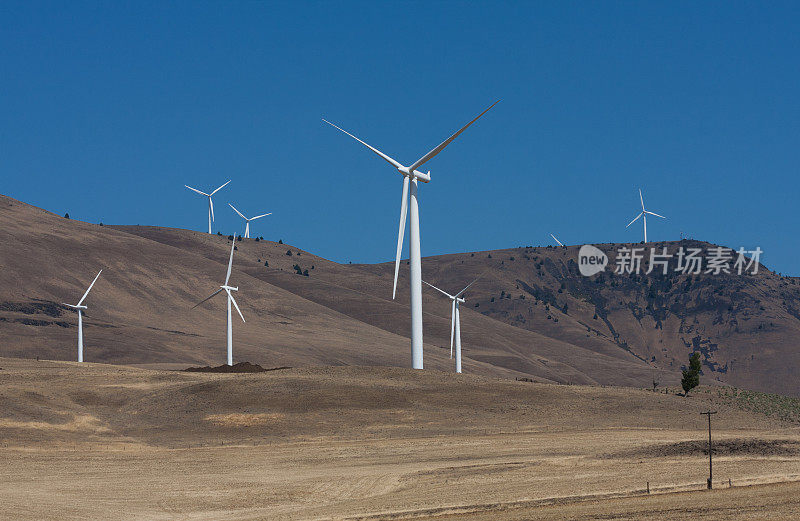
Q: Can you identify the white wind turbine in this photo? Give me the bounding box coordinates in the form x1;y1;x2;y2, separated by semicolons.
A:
550;233;564;247
192;237;245;366
228;203;272;238
626;188;665;243
184;180;231;234
422;278;479;374
323;100;499;370
62;270;102;363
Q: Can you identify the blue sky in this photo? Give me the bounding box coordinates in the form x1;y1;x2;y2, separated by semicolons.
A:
2;1;799;274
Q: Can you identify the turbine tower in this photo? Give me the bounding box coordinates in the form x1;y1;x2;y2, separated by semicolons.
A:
422;278;479;374
193;237;245;365
184;180;231;234
626;188;666;243
62;270;102;363
323;100;499;370
228;203;272;238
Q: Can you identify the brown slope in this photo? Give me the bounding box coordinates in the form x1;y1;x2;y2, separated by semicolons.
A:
10;193;795;394
382;242;800;396
113;224;657;387
0;194;481;374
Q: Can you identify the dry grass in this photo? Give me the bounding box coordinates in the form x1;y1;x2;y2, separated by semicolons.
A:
2;358;800;520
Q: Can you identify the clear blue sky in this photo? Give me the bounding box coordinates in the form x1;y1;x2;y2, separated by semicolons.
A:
3;1;799;274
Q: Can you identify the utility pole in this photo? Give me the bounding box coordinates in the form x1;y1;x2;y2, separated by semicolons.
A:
700;411;717;489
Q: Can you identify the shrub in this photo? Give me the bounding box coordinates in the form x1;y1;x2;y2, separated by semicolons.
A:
264;260;269;267
64;213;70;219
286;250;292;256
681;352;701;396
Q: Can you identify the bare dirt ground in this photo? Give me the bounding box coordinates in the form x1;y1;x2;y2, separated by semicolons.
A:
2;357;800;520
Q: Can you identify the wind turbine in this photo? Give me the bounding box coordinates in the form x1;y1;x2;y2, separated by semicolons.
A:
626;189;665;243
422;278;479;374
228;203;272;239
62;270;102;363
184;180;231;234
323;100;499;370
550;234;564;247
192;237;245;366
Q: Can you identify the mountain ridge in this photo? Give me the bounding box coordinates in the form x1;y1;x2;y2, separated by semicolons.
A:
1;194;798;395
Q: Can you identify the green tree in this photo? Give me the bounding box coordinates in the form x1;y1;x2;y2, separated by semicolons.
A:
681;352;701;396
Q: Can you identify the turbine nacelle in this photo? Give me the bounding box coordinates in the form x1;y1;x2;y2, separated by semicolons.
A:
397;166;431;183
221;285;238;292
63;303;87;310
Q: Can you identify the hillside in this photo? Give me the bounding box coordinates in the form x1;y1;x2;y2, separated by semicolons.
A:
1;194;799;394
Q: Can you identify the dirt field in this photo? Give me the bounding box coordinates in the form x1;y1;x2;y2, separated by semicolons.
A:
2;357;800;520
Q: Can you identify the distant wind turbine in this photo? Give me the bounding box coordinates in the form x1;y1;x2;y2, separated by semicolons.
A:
550;234;564;247
192;237;245;366
323;100;499;370
228;203;272;239
62;270;102;363
184;180;231;234
422;277;480;374
626;189;665;243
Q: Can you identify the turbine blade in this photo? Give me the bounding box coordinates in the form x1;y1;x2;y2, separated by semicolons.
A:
626;213;643;228
422;280;454;299
228;203;247;220
210;180;231;195
550;233;564;247
185;185;209;196
225;235;236;285
408;100;500;173
228;291;245;323
455;276;481;298
392;176;410;299
209;197;215;222
450;299;456;359
322;119;403;170
192;288;223;309
250;212;272;220
639;189;645;211
77;270;102;306
646;211;666;219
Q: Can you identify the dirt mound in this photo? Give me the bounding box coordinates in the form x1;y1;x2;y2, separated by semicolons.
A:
604;438;800;459
183;362;290;373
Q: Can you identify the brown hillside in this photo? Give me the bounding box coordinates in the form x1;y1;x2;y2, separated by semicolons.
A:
1;194;798;394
